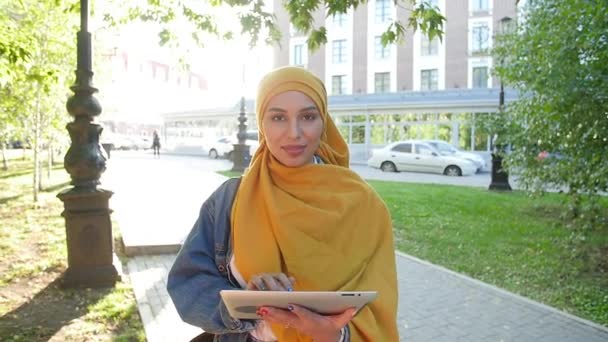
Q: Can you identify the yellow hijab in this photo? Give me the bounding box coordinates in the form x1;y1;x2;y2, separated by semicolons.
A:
231;66;398;341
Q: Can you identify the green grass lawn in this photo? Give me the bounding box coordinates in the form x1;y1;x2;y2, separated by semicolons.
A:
217;170;244;178
0;166;145;341
368;180;608;326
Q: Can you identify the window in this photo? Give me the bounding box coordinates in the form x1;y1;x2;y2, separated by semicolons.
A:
472;66;488;88
472;0;489;12
332;13;347;27
420;69;438;90
374;72;390;93
471;23;490;54
392;143;412;153
374;36;390;60
332;75;346;95
332;40;347;64
416;144;435;155
427;0;439;7
421;35;438;56
375;0;391;24
293;44;305;66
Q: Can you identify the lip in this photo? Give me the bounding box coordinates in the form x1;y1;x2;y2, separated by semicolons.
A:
282;144;306;157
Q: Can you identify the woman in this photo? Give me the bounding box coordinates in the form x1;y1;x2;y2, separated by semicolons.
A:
167;67;399;341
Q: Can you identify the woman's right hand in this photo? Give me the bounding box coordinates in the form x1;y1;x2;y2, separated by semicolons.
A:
246;273;296;291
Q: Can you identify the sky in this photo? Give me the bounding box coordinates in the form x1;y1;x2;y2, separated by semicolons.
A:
92;0;276;123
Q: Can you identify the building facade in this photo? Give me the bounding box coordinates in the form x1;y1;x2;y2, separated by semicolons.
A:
265;0;518;163
274;0;517;95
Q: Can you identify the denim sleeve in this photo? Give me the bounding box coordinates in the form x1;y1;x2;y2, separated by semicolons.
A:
167;185;255;337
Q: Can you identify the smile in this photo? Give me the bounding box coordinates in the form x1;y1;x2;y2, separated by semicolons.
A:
282;145;306;157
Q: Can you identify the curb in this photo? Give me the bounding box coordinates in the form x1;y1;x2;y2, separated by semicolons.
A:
124;244;182;257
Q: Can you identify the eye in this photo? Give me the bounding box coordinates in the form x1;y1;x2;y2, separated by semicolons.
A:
270;114;286;121
302;113;319;121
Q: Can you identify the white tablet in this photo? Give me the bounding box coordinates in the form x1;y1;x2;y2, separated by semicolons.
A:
220;290;378;320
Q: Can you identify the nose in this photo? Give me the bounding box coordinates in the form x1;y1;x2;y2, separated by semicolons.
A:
287;119;302;140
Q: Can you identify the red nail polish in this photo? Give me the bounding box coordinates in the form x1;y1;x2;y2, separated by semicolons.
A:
259;308;269;316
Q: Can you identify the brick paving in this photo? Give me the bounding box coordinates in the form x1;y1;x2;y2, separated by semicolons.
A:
127;253;608;342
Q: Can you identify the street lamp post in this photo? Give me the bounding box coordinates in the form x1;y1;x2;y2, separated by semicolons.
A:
489;16;513;191
57;0;120;287
231;96;251;172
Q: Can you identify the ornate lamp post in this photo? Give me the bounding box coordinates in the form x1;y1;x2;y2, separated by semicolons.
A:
231;96;251;172
57;0;119;287
489;16;513;191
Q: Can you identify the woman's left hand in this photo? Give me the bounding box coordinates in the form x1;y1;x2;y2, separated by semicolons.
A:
257;304;356;342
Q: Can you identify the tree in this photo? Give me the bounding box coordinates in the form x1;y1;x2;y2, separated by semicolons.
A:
493;0;608;223
0;0;76;200
105;0;445;51
0;6;33;86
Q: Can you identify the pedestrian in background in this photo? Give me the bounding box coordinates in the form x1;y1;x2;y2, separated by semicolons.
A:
152;130;161;156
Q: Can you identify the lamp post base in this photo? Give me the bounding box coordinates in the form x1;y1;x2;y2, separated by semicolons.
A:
489;182;512;191
62;263;120;288
488;153;512;191
231;144;251;172
58;187;120;288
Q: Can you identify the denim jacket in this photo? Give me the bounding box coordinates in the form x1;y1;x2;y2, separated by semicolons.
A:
167;177;350;342
167;178;254;342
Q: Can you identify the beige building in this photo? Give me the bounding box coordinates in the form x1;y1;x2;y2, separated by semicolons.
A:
273;0;517;95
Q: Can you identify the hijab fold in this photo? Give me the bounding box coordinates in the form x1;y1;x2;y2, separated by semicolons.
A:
231;67;398;341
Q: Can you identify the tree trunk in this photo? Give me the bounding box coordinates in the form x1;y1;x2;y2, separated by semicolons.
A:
1;142;7;171
47;143;53;180
33;86;42;203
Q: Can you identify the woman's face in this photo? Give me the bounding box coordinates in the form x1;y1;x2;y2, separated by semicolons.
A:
262;91;324;167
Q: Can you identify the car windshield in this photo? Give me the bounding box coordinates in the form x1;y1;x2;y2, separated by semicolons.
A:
430;142;457;154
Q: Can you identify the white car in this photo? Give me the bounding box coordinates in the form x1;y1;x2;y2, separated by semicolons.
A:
424;140;486;173
205;131;260;159
367;140;477;176
205;136;234;159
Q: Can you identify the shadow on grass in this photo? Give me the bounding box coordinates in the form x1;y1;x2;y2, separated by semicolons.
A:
0;195;21;205
0;165;64;180
0;276;110;341
0;273;142;341
43;181;71;193
0;182;71;206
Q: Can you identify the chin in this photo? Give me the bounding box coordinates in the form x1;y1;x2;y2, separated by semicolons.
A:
278;154;311;168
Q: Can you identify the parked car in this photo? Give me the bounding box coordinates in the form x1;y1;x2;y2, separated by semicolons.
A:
131;137;152;150
423;140;487;173
205;131;260;160
367;140;477;176
536;150;565;162
204;136;234;159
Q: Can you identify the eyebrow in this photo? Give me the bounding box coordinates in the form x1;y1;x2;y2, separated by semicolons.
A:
299;106;319;113
266;105;319;113
266;107;287;113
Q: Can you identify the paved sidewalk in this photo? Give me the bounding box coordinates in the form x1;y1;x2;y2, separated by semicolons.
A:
104;153;608;341
127;253;608;342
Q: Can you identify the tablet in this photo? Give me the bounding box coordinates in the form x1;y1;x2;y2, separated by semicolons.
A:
220;290;378;320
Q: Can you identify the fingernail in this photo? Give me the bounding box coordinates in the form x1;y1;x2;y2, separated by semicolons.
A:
287;287;293;292
287;305;294;311
258;308;269;316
